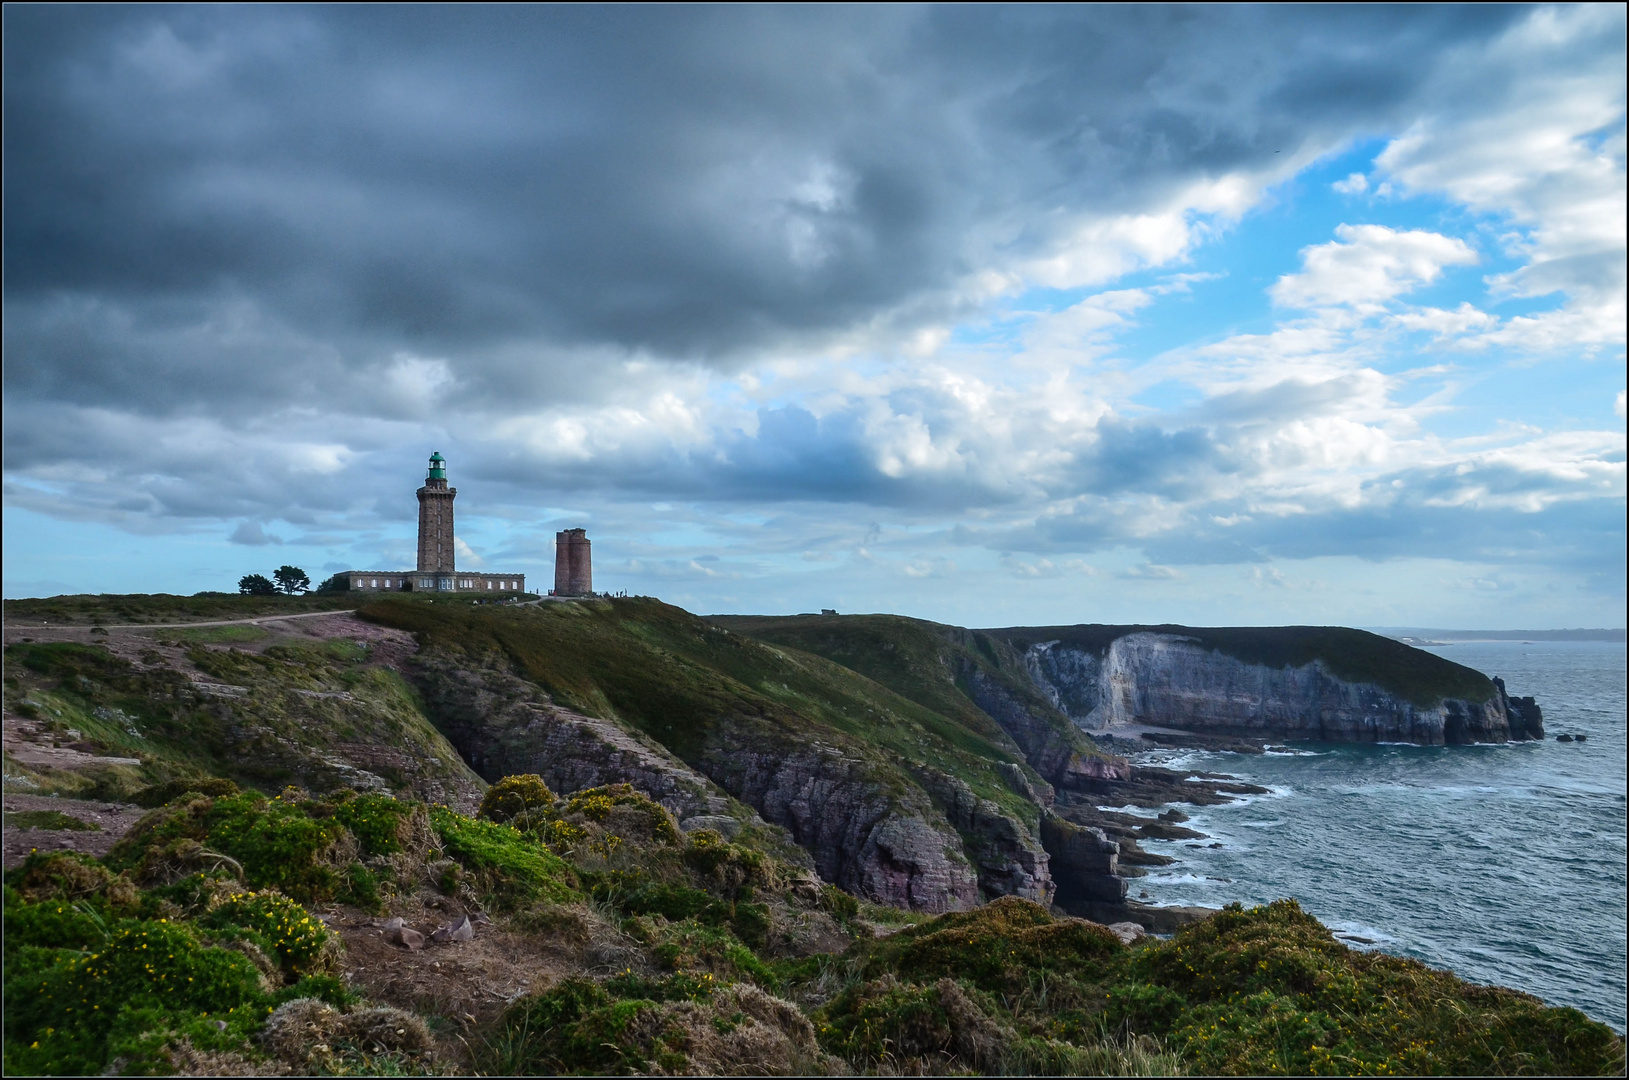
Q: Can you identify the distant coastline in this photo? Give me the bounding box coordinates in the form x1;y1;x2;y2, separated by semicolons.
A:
1372;627;1626;643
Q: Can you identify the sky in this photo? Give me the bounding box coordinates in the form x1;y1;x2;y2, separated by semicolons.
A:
3;4;1625;629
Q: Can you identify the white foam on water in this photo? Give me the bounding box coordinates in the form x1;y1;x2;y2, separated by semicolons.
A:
1213;786;1294;807
1094;804;1164;818
1328;920;1401;950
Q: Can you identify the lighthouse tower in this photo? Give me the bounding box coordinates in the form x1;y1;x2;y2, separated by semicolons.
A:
336;451;526;595
416;452;456;576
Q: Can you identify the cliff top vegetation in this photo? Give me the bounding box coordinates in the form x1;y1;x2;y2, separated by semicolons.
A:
5;592;357;627
4;597;1618;1075
359;596;1053;835
7;782;1621;1076
717;615;1497;707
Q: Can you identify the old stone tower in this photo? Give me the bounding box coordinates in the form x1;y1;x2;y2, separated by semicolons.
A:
554;528;592;596
417;452;455;573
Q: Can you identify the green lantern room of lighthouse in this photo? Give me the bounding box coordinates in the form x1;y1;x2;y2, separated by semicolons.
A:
428;452;446;479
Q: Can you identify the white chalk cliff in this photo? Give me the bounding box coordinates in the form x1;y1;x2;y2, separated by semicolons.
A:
1021;633;1543;744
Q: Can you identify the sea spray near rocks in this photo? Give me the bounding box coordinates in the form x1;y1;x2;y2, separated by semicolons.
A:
1127;639;1626;1031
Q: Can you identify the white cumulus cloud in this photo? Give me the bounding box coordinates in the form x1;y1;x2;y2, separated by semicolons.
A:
1271;225;1478;311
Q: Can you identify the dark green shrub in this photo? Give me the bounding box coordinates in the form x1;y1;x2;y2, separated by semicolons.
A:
488;972;735;1076
6;850;138;910
615;881;713;921
3;886;111;962
649;920;776;985
1122;900;1627;1076
4;917;267;1076
493;977;656;1074
862;896;1121;993
817;975;1005;1068
107;792;348;904
561;783;682;846
818;883;859;921
1101;981;1189;1031
131;777;241;809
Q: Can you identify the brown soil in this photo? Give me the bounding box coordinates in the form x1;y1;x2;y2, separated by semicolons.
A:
2;793;148;869
320;895;610;1071
3;611;416;672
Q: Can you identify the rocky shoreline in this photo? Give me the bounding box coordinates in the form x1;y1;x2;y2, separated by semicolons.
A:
1031;739;1275;932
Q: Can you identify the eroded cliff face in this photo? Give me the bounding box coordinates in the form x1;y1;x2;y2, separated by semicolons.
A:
409;648;996;911
707;746;982;912
909;765;1052;906
1023;633;1543;744
409;649;802;851
962;667;1131;786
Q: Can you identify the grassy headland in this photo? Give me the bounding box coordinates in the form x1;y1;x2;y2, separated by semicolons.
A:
4;593;1618;1075
360;596;1050;831
5;592;359;627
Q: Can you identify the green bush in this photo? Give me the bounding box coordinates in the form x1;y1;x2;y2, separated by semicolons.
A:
107;792;349;904
1123;899;1625;1076
203;889;331;978
813;896;1626;1077
818;976;964;1066
331;792;414;856
3;864;354;1079
860;896;1121;993
429;807;578;908
3;886;113;962
561;783;683;846
6;850;138;910
615;880;713;921
648;919;777;985
4;917;268;1076
488;973;722;1075
478;774;556;824
131;777;241;809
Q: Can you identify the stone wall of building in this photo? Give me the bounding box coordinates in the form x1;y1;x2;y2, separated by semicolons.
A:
554;528;592;596
417;477;456;573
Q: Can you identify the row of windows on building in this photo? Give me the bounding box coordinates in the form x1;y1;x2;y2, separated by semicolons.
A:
352;576;522;591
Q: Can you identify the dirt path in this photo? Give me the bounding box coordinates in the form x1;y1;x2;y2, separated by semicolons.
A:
3;793;149;869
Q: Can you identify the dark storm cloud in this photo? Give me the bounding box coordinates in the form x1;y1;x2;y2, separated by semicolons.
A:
3;4;1525;416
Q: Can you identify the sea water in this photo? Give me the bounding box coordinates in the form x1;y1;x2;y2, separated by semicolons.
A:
1125;640;1627;1032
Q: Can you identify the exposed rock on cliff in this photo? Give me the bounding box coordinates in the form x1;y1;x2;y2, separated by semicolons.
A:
408;649;807;860
1040;814;1126;911
392;625;990;912
962;667;1131;786
909;765;1052;905
1496;678;1546;741
701;743;981;911
1015;630;1542;745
